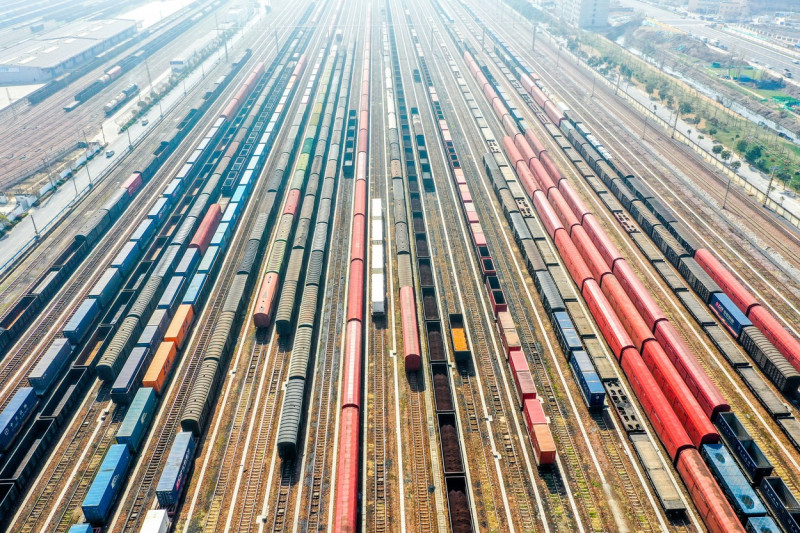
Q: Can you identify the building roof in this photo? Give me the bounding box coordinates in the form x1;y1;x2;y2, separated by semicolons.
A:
0;18;136;71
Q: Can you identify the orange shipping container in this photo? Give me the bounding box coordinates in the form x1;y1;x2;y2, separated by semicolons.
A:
143;341;177;395
451;328;468;353
165;304;194;349
531;425;556;465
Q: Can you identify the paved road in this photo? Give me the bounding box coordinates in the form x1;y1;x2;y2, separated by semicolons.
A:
618;0;800;75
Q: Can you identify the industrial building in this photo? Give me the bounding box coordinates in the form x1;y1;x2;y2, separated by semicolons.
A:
565;0;610;28
0;19;137;85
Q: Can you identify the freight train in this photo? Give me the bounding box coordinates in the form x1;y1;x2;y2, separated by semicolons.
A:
103;83;139;116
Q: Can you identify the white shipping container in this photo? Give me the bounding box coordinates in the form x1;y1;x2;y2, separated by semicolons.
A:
371;273;385;316
371;244;383;271
371;219;383;243
140;509;170;533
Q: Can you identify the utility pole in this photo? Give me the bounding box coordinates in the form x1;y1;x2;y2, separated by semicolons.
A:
99;123;107;145
127;127;133;150
85;157;92;187
763;165;778;207
671;110;679;139
30;214;39;238
590;74;597;98
721;177;732;210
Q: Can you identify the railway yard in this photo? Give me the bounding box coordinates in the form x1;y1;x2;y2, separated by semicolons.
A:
1;0;800;532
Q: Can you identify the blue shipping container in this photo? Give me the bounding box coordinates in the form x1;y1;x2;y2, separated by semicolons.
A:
210;222;230;247
28;338;72;395
715;412;773;483
231;185;246;204
116;387;157;452
747;516;781;533
88;268;122;307
68;524;94;533
163;178;182;199
701;444;767;518
130;218;155;247
111;346;151;404
554;323;582;357
569;355;605;409
81;444;131;524
175;248;199;276
710;293;752;338
156;431;196;507
0;387;39;451
197;247;219;274
158;276;185;313
63;298;100;345
222;202;239;224
182;273;207;308
759;477;800;533
552;311;575;332
111;241;142;276
148;197;169;222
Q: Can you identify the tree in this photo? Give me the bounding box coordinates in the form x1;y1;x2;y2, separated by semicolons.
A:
735;139;748;153
731;161;741;172
745;145;763;162
679;101;693;115
646;81;656;95
712;145;723;154
721;150;732;161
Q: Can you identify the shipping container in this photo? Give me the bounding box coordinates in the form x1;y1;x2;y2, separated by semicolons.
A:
710;293;752;338
715;412;773;483
157;276;185;313
701;443;767;517
0;387;38;451
141;509;170;533
130;218;156;246
111;346;151;403
746;516;781;533
759;477;800;533
165;304;194;349
63;298;101;345
111;241;142;276
156;431;196;507
182;273;208;308
143;342;177;395
68;524;93;533
81;443;131;524
28;338;72;395
116;387;157;452
88;268;122;307
174;248;199;276
147;197;169;222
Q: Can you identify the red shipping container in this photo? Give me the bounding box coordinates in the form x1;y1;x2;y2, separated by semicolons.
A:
583;214;623;268
353;179;367;215
523;398;547;427
520;74;535;93
571;226;612;282
529;158;554;191
641;340;719;447
220;98;240;121
554;230;593;290
524;129;547;157
549;190;580;233
284;189;301;216
453;168;467;185
492;97;507;121
531;424;556;465
748;305;800;373
620;348;694;460
540;152;562;184
677;449;745;533
613;260;667;331
533;190;563;238
400;286;421;371
694;249;758;314
558;181;590;223
544;100;563;125
472;230;487;248
514;134;537;167
514;370;537;402
346;260;364;323
190;204;222;255
350;214;365;263
655;321;730;418
464;203;479;224
516;164;540;197
600;276;655;350
509;350;529;375
143;341;177;396
581;279;634;360
334;405;360;533
341;320;363;409
530;86;547;107
503;136;523;166
253;272;279;328
458;184;472;203
121;172;143;196
503;115;518;138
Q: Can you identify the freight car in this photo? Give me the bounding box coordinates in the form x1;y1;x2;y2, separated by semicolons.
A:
104;83;139;116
